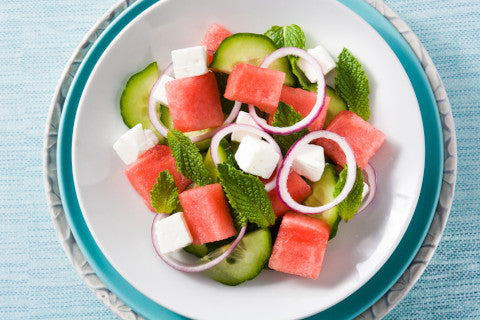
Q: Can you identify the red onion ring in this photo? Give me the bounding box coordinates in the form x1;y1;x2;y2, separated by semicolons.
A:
276;131;356;214
148;63;242;143
151;213;247;273
357;164;377;213
210;124;282;192
148;63;174;139
248;47;326;135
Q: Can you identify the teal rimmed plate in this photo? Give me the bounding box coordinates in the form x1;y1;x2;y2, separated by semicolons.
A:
44;0;455;319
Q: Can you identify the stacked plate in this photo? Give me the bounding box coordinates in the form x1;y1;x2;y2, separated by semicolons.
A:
44;0;456;319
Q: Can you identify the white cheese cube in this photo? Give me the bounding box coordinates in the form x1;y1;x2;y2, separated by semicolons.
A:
154;212;193;254
231;111;266;142
292;144;325;182
150;74;174;105
113;124;159;165
171;46;208;79
142;129;159;150
234;135;280;179
297;44;336;83
362;182;370;200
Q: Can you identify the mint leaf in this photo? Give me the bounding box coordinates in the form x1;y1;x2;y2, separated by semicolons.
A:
335;48;370;120
167;129;214;186
265;26;284;48
265;24;306;49
217;163;275;228
333;165;364;221
272;102;309;155
150;171;179;214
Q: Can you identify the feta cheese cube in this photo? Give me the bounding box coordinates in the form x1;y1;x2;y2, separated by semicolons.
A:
231;111;266;142
171;46;208;79
297;44;336;83
362;182;370;200
292;144;325;182
234;135;280;179
150;74;174;105
142;129;159;150
154;212;193;254
113;124;159;165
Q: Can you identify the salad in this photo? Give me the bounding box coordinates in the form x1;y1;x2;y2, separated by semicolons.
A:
113;23;385;285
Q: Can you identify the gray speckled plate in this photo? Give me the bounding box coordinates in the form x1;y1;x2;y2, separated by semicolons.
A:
43;0;457;319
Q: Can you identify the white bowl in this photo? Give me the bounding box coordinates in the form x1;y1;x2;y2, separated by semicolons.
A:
71;0;425;319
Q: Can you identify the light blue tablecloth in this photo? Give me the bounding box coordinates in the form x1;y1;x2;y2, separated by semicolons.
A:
0;0;478;319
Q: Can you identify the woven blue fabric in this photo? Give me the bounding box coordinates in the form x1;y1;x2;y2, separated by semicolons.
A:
0;0;478;319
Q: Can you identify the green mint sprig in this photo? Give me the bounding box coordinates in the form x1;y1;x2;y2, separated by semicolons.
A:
334;165;364;221
167;129;214;186
272;102;309;155
335;48;370;120
217;163;276;228
150;171;180;214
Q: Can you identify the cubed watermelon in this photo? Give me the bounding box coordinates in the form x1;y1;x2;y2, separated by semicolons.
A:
165;72;224;132
201;23;232;52
224;63;285;114
125;145;192;211
179;183;237;245
315;110;386;169
268;212;330;279
268;171;311;218
268;86;330;131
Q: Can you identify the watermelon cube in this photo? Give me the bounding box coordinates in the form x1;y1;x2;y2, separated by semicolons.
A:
268;212;330;279
268;86;330;131
179;183;237;245
165;72;224;132
224;63;285;114
268;171;311;218
201;23;232;52
125;145;192;211
315;110;386;169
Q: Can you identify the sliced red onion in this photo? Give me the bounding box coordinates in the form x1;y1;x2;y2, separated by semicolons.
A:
276;131;356;214
148;63;242;143
148;63;174;139
248;47;326;135
210;124;282;192
357;164;377;213
151;213;247;273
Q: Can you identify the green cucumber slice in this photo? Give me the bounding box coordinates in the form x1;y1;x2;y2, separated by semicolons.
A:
204;141;228;182
120;62;166;142
325;86;347;127
303;163;341;239
210;33;295;86
199;228;272;286
183;244;209;258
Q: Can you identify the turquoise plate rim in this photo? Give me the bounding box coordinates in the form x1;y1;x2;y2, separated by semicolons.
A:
57;0;443;319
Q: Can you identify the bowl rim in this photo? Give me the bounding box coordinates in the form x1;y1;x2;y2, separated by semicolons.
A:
43;0;456;319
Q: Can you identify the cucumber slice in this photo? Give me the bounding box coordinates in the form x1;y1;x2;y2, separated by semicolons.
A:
325;86;347;127
183;244;209;258
120;62;167;142
204;140;228;181
199;228;272;286
183;238;233;258
210;33;295;86
303;163;341;239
